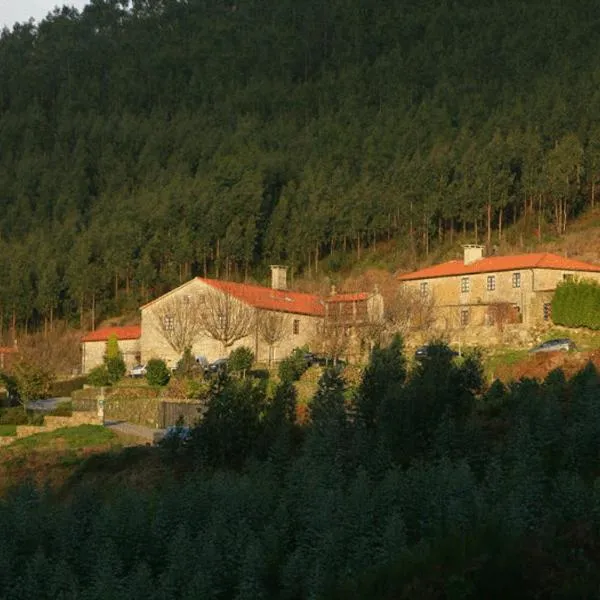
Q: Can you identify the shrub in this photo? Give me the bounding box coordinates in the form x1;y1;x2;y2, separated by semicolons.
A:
229;346;254;378
105;356;126;383
552;279;600;329
146;359;170;386
278;347;309;383
175;347;197;378
87;365;111;387
12;360;55;406
104;334;127;382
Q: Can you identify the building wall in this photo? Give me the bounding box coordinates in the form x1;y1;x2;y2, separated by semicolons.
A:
81;338;140;374
140;279;320;366
402;267;600;334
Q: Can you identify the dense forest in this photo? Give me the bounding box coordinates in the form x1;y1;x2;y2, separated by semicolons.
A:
3;342;600;597
2;0;600;333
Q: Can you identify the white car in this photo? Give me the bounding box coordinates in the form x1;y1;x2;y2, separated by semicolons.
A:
129;364;147;378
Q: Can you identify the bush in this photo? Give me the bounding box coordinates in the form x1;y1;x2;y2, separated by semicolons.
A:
104;334;127;382
12;360;55;405
50;376;87;397
146;359;170;386
105;356;126;383
87;365;111;387
552;279;600;329
0;407;44;425
175;347;197;378
229;346;254;377
278;347;310;383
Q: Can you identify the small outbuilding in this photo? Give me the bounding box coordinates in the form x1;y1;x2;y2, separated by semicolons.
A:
81;326;141;374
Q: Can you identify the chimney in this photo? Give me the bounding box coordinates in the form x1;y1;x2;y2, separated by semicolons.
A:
463;244;484;265
270;265;288;290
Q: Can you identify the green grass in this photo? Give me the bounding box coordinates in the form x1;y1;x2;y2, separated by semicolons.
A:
485;348;529;381
0;424;16;437
8;425;117;451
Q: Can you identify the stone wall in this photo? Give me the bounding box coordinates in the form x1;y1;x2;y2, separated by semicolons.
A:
105;396;162;429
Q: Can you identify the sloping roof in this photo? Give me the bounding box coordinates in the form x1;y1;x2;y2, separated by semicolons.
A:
397;252;600;281
199;278;325;317
81;326;141;343
326;292;370;303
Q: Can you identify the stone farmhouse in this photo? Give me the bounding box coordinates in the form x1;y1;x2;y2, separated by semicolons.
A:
81;326;141;374
397;245;600;341
140;266;383;367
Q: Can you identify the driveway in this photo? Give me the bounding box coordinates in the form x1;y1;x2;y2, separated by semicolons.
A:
26;397;71;411
104;420;166;444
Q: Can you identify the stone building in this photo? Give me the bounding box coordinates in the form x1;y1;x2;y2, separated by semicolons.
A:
81;326;141;374
397;245;600;341
140;267;323;367
140;266;385;367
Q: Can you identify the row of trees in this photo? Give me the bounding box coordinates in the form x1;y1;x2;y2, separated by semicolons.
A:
3;340;600;596
2;0;600;334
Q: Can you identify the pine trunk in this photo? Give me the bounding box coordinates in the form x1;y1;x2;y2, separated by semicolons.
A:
498;207;503;242
486;200;491;247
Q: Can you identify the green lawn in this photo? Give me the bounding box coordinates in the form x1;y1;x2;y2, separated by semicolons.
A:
484;348;530;381
8;425;117;451
0;425;16;437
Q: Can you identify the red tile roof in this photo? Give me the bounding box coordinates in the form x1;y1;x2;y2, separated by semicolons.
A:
397;252;600;281
200;278;325;317
81;326;141;343
326;292;370;303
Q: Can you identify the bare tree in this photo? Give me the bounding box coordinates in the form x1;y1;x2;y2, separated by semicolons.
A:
257;311;291;364
197;288;255;354
152;294;206;355
384;285;436;337
314;307;352;364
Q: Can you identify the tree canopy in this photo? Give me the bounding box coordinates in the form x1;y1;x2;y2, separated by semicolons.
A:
1;0;600;334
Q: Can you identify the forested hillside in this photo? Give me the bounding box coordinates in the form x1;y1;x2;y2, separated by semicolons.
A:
3;344;600;597
2;0;600;333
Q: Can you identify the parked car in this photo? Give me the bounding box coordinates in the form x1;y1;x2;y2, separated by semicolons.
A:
528;338;577;354
128;364;147;378
208;358;229;373
414;344;459;360
195;355;209;369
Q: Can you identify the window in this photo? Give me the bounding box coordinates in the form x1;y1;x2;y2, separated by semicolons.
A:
512;272;521;288
460;277;470;293
543;302;552;321
293;319;300;335
460;308;469;326
420;281;429;296
163;315;175;331
563;273;574;282
486;275;496;291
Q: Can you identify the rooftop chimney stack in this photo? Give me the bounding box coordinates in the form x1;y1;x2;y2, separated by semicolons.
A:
270;265;288;290
463;244;484;265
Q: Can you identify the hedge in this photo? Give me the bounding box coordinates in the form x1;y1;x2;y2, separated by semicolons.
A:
551;279;600;329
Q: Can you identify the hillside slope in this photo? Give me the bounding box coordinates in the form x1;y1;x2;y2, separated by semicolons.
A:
2;0;600;333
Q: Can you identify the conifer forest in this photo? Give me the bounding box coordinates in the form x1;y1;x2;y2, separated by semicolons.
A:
1;0;600;330
3;3;600;596
3;343;600;597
